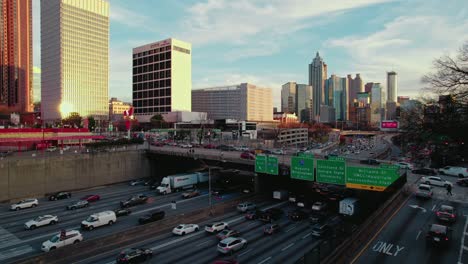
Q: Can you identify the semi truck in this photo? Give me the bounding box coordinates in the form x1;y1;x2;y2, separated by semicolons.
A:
156;172;208;195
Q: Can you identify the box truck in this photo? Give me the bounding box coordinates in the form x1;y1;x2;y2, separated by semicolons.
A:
156;172;208;194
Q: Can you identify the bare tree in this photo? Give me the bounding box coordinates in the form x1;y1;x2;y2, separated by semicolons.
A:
422;42;468;102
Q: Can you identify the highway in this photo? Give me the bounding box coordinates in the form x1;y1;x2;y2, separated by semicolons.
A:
0;182;245;263
73;201;328;264
354;172;468;264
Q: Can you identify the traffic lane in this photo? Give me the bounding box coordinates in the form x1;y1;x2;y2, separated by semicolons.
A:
355;196;465;264
409;173;468;202
1;189;233;263
78;200;287;264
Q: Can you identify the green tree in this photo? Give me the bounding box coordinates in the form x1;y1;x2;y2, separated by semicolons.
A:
150;114;165;128
62;112;82;128
87;116;96;131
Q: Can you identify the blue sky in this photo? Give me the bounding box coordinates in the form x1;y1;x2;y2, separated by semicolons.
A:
32;0;468;108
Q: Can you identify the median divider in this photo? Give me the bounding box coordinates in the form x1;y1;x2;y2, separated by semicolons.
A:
15;194;264;264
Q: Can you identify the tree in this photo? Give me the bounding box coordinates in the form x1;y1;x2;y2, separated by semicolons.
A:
150;114;165;128
308;123;332;142
422;41;468;102
87;116;96;131
62;112;82;128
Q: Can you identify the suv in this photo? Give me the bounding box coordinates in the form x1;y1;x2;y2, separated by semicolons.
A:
415;184;433;199
426;224;451;246
10;199;38;211
205;222;229;233
116;248;153;263
237;202;256;213
217;237;247;254
41;230;83;252
24;215;58;230
436;205;457;222
48;192;71;201
120;194;148;208
138;210;165;225
439;166;468;178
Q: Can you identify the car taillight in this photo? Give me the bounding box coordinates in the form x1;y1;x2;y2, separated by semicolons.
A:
451;214;455;218
436;212;440;216
445;237;449;241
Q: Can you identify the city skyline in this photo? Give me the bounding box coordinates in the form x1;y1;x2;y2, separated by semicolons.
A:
30;0;468;108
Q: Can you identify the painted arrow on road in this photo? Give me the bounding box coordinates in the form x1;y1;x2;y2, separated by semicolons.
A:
409;204;427;213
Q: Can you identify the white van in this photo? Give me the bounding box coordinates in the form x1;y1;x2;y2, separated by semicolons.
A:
439;166;468;178
81;211;117;230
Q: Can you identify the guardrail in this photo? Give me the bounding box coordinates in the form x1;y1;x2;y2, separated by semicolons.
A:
15;194;263;264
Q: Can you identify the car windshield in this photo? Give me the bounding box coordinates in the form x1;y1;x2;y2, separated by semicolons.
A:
176;225;184;229
219;242;228;247
34;216;44;221
86;216;97;222
440;206;453;213
49;235;60;243
419;186;430;191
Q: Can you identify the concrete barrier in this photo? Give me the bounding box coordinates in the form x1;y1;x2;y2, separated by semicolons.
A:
15;194;263;264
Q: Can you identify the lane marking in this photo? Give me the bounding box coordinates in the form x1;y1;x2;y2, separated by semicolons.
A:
464;246;468;251
281;243;294;251
465;232;468;236
416;231;421;240
248;222;257;227
238;248;252;257
432;205;436;211
196;240;211;247
458;216;468;264
302;232;312;239
258;256;272;264
286;225;297;233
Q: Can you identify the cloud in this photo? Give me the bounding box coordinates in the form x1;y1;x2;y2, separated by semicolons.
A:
326;15;468;97
109;4;154;31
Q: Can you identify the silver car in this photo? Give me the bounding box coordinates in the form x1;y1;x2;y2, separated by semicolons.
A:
217;237;247;254
415;184;433;199
237;202;256;213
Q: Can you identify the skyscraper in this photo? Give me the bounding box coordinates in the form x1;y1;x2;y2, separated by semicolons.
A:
281;82;296;114
296;84;313;122
132;38;191;122
308;52;327;120
387;71;398;103
326;75;348;121
370;83;384;125
41;0;110;121
0;0;33;113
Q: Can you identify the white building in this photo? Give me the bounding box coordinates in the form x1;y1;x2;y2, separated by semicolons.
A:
41;0;110;121
132;38;192;123
192;83;273;122
387;71;398;103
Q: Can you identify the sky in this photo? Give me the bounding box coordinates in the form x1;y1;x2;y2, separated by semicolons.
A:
32;0;468;108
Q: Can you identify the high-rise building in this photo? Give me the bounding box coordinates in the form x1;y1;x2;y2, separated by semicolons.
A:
296;84;313;122
309;52;327;120
281;82;296;114
387;71;398;103
325;75;348;121
41;0;109;121
347;74;364;125
0;0;33;113
397;96;410;105
364;82;374;93
370;83;384;125
192;83;272;122
132;38;191;123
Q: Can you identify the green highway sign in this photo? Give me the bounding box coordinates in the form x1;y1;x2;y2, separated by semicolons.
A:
298;152;314;158
346;166;400;191
316;159;346;185
266;156;279;175
328;156;346;162
255;155;267;173
290;156;314;181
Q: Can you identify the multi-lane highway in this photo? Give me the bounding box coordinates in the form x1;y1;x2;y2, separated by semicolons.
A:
0;182;244;263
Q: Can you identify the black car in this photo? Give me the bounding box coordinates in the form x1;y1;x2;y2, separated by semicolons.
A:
426;224;451;246
259;208;283;223
116;248;153;263
211;188;225;196
456;178;468;187
120;194;148;208
309;212;329;225
412;168;437;176
48;191;71;201
138;210;165;225
289;209;308;221
114;208;131;217
360;159;380;165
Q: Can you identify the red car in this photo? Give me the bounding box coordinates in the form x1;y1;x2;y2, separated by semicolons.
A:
204;144;217;149
240;152;255;160
81;194;100;202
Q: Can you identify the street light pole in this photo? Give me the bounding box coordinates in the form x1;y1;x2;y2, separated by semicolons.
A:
209;167;212;215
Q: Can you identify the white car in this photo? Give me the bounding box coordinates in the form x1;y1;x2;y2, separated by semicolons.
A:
271;149;284;155
415;184;433;199
205;222;229;233
421;176;452;187
172;224;199;235
25;215;59;230
11;199;38;211
179;144;193;148
439;166;468;178
395;162;413;170
46;147;57;152
81;211;116;230
41;230;83;252
217;237;247;254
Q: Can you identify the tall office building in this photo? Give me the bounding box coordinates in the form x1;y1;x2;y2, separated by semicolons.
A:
281;82;296;114
308;52;327;120
132;38;191;122
397;96;410;105
192;83;272;122
370;83;384;125
387;71;397;103
0;0;33;113
326;75;348;121
41;0;109;121
346;74;364;125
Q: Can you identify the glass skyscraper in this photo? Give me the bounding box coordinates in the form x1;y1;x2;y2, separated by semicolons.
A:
41;0;109;121
308;52;327;120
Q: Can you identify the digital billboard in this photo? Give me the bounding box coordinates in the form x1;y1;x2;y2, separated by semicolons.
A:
381;120;399;131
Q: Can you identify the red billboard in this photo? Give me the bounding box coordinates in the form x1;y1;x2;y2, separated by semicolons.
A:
381;121;399;129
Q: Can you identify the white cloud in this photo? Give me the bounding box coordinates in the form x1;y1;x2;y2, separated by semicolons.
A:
327;15;468;97
109;4;154;31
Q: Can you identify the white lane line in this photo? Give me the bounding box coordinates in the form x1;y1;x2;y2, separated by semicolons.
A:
196;240;211;247
302;232;312;239
432;205;436;211
416;231;422;240
258;256;272;264
281;243;294;251
238;248;252;257
134;194;209;215
0;244;34;261
248;222;257;227
286;225;297;233
458;216;468;264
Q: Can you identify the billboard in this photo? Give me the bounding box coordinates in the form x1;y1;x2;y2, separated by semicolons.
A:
316;160;346;185
346;166;399;191
381;120;399;131
255;155;267;173
291;157;314;181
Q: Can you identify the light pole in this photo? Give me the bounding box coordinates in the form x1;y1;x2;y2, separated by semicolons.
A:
209;167;212;215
